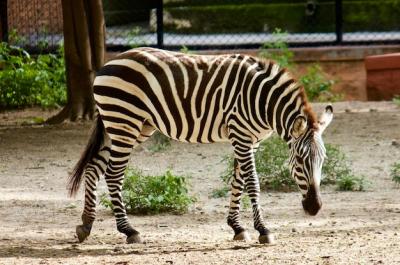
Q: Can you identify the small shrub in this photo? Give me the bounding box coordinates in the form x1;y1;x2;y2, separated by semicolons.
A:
258;28;294;69
221;136;362;192
221;136;293;191
241;194;251;209
393;95;400;107
336;175;368;191
391;162;400;185
126;27;147;48
149;132;172;152
210;186;230;198
300;65;339;102
100;168;195;214
180;45;192;54
0;42;66;109
322;144;352;185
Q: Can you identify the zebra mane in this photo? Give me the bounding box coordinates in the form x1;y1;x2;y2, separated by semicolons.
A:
255;56;318;131
298;86;318;130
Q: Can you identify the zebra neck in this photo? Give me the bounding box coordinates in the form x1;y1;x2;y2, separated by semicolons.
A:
256;73;313;144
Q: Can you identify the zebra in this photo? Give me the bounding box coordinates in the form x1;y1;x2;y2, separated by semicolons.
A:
69;47;333;244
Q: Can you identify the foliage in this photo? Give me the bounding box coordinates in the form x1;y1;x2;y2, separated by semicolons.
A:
210;186;230;198
149;132;172;152
241;194;251;209
258;29;337;102
324;145;369;191
221;136;293;191
390;162;400;185
164;2;400;34
180;45;192;54
221;136;363;192
0;42;66;109
336;175;369;191
299;65;339;102
100;168;195;214
393;95;400;107
126;27;147;48
258;29;294;69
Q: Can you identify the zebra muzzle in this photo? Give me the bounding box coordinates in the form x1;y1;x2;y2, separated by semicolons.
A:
302;185;322;216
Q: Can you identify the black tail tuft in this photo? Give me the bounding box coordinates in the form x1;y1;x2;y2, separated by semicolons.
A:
67;117;104;197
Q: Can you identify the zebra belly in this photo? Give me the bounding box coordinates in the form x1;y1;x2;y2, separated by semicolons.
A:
148;118;230;144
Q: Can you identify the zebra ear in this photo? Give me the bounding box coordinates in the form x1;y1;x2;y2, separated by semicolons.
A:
317;105;333;134
292;116;307;138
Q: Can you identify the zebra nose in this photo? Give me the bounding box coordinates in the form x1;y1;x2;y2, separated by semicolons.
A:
302;185;322;216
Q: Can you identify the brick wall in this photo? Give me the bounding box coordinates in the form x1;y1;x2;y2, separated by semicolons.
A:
8;0;63;35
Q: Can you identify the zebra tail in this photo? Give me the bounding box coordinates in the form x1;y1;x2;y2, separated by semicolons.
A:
67;117;105;197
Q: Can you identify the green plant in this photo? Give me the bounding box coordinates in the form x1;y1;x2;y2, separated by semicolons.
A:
210;186;230;198
259;28;294;69
390;162;400;185
241;194;251;209
221;136;362;192
393;95;400;107
8;28;27;46
180;45;192;54
126;27;147;48
336;175;369;191
149;132;172;152
0;42;66;109
100;168;195;214
221;136;293;191
300;65;339;102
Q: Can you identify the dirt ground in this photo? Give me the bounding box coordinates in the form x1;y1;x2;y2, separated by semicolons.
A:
0;101;399;265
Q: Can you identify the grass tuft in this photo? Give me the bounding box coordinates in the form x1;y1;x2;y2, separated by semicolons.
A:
391;162;400;185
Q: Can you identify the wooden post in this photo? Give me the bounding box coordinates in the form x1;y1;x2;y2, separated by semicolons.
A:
0;0;8;42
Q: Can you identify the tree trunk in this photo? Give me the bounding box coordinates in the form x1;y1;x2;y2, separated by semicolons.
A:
47;0;105;124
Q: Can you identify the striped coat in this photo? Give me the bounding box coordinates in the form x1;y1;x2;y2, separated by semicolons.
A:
70;47;333;244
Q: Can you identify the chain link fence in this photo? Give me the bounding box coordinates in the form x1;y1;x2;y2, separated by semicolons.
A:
1;0;400;52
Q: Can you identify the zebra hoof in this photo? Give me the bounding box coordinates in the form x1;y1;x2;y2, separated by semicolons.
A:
233;230;251;242
126;233;142;244
259;233;275;244
76;225;90;243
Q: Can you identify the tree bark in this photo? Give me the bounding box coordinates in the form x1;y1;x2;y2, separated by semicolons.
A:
47;0;105;124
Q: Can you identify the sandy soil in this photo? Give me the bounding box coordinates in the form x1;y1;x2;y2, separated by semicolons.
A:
0;101;399;265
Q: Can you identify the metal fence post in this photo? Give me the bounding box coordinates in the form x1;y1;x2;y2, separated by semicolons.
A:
0;0;8;42
156;0;164;48
335;0;343;44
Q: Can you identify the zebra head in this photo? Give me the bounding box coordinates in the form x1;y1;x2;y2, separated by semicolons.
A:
288;105;333;216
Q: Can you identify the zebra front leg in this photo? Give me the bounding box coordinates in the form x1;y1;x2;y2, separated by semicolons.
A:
76;146;110;243
227;159;251;241
233;146;274;244
244;162;275;244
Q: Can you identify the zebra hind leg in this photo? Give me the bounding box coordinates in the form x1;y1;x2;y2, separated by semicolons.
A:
227;159;251;242
76;143;111;242
104;123;155;244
